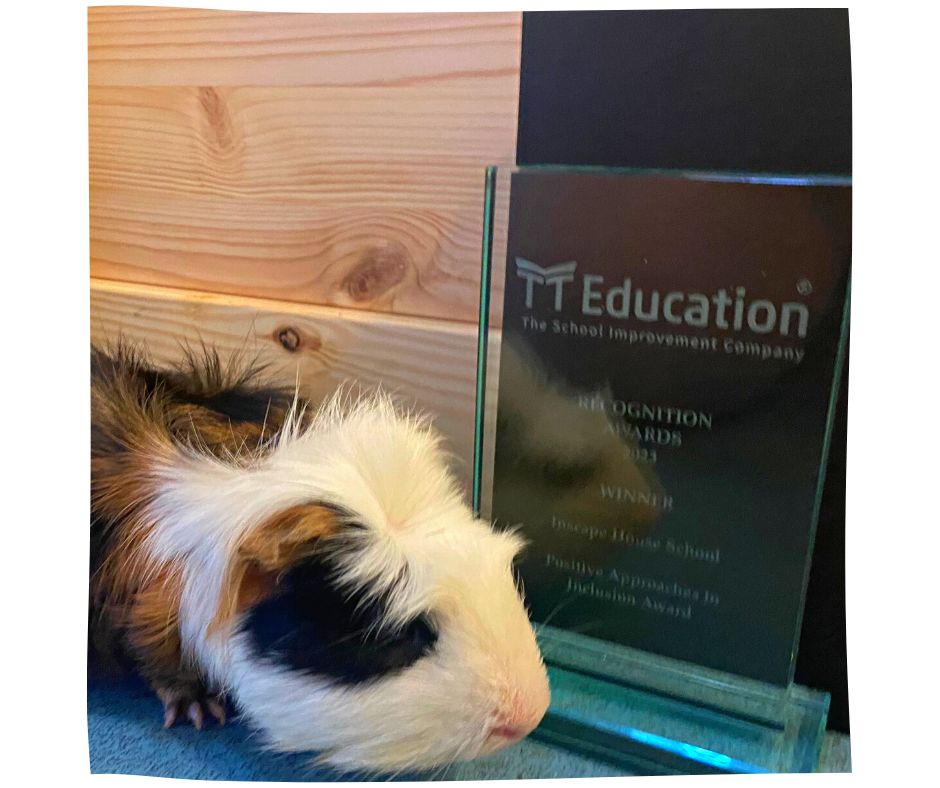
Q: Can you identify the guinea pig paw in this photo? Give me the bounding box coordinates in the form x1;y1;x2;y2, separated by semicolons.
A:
156;686;227;730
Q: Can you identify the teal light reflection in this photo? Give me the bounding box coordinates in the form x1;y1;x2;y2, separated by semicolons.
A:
625;727;770;774
564;710;771;774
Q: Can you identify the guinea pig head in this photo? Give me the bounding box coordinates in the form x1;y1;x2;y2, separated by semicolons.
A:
202;397;550;773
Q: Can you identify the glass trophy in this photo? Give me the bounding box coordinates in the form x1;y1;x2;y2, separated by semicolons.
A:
473;166;851;774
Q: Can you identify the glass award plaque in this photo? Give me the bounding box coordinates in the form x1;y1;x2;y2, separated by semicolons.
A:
473;166;850;774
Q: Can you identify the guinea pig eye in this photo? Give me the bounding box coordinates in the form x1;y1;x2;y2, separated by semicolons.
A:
402;614;437;650
380;613;436;653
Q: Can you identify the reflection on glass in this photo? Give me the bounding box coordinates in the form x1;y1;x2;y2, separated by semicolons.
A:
475;166;849;773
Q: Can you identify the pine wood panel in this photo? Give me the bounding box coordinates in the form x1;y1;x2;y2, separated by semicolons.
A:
89;85;517;206
88;8;522;88
90;278;482;491
88;8;520;324
88;83;510;320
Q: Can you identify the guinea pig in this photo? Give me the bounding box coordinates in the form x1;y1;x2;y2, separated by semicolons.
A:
89;343;550;774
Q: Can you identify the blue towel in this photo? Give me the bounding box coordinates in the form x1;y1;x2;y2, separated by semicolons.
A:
88;672;624;781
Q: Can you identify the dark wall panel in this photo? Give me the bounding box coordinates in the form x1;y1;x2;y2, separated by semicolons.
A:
518;9;851;175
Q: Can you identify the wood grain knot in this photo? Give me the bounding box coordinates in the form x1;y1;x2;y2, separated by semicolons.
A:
275;327;302;352
198;87;235;152
343;242;411;302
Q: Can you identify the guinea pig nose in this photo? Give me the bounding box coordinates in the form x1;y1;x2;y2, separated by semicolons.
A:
491;689;549;742
489;723;529;742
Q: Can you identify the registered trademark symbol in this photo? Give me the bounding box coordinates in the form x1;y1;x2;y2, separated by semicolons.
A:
797;279;813;295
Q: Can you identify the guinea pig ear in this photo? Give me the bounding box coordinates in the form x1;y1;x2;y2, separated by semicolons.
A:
211;503;340;633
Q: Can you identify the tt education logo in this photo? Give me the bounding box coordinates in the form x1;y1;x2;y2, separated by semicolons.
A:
515;258;578;310
513;256;812;338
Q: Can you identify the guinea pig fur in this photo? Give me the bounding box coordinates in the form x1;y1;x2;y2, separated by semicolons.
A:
89;344;550;773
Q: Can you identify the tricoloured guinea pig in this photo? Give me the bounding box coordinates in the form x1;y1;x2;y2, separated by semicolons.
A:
89;343;550;774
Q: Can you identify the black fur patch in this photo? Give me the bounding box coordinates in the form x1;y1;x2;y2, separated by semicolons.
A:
241;554;438;685
181;387;293;426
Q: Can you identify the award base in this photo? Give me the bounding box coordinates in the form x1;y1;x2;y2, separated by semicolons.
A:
532;626;830;775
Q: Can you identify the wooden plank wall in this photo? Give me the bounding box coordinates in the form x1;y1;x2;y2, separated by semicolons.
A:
89;7;522;489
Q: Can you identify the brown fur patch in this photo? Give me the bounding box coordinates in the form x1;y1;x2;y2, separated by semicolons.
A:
90;342;314;691
123;562;196;685
165;403;272;463
210;503;341;634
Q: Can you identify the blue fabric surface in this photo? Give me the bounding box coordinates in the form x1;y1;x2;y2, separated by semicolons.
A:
88;672;624;781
